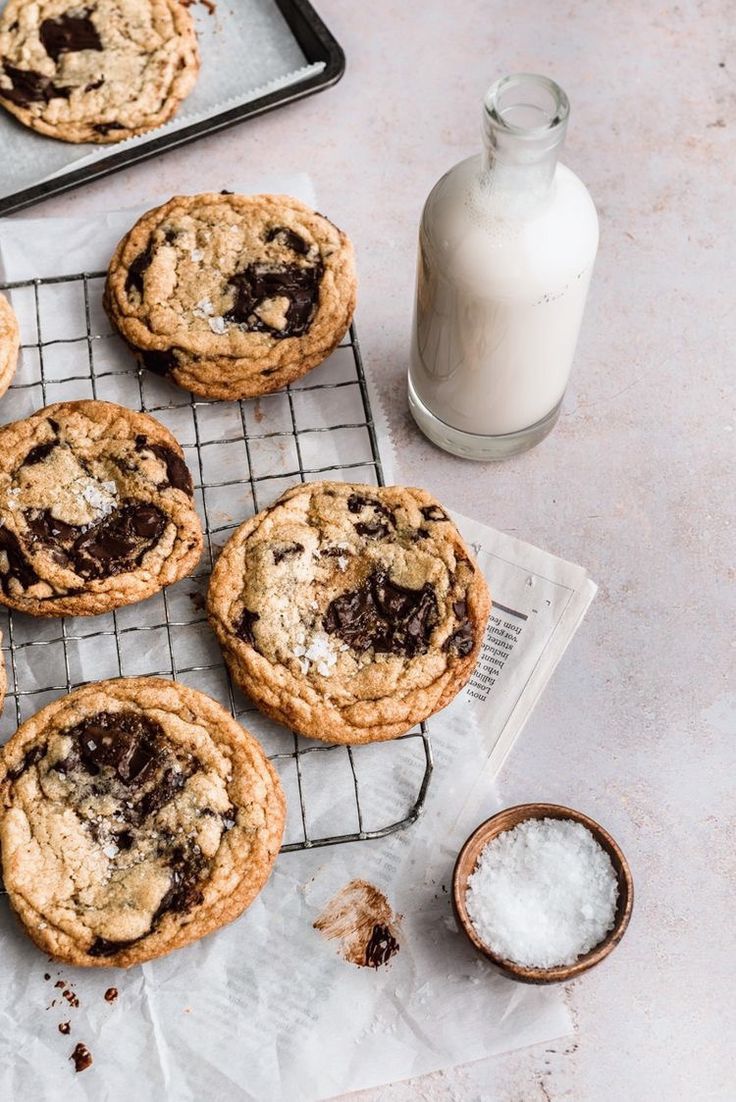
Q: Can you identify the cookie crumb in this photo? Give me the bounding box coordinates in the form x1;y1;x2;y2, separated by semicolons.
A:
70;1043;93;1073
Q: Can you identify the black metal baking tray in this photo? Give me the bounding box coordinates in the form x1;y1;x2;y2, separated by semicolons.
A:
0;0;344;217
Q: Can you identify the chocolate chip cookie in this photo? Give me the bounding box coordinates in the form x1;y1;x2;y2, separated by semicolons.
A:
0;0;199;144
0;399;202;616
0;292;20;398
0;634;6;715
0;677;285;967
207;482;491;744
104;193;357;399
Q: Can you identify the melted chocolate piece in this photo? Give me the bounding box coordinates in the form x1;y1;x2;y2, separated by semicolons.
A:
347;493;396;528
87;937;136;958
134;435;193;495
273;541;304;564
72;502;166;579
93;121;124;134
355;520;389;539
7;743;45;781
22;440;57;466
24;509;78;545
116;828;134;850
443;599;475;657
324;570;438;657
365;923;400;969
85;76;104;91
70;1043;93;1073
135;765;185;819
234;608;259;645
153;846;206;921
125;245;153;296
39;12;102;63
0;525;40;593
420;505;448;522
265;225;309;255
224;259;323;338
0;63;71;106
140;348;177;375
71;712;161;786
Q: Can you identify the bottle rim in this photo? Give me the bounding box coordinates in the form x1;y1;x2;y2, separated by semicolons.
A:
484;74;570;140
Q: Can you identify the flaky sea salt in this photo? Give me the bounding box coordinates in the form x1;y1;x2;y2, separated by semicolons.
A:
465;817;619;968
193;298;214;318
208;316;227;335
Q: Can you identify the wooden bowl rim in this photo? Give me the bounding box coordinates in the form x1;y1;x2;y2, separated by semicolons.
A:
452;802;634;984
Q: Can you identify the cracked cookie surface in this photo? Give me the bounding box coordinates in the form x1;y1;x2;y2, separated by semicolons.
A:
0;0;199;143
207;482;491;744
0;292;20;398
104;193;357;399
0;399;202;616
0;677;285;967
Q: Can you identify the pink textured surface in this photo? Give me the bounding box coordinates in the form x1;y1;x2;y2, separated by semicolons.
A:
11;1;734;1097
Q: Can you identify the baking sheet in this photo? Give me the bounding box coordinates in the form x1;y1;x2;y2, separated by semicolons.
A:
0;0;327;204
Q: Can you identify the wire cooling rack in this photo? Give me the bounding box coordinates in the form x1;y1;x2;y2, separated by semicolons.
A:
0;271;433;852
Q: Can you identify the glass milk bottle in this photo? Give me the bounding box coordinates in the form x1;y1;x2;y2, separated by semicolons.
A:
408;74;599;460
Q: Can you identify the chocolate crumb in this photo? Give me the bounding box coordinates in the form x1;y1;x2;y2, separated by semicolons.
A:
58;1021;70;1035
104;987;118;1003
189;591;205;611
70;1042;92;1073
44;973;51;981
54;980;65;989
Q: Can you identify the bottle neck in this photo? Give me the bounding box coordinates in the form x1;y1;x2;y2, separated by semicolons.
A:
478;74;569;214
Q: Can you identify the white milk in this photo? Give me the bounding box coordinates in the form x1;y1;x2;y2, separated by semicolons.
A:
408;76;599;460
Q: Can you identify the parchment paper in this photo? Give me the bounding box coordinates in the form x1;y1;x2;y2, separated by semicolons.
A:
0;0;325;200
0;183;594;1100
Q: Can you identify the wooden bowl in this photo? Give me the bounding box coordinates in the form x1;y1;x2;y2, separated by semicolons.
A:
452;803;634;984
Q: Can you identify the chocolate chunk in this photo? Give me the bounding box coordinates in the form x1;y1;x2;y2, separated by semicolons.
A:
116;828;134;850
0;525;40;594
87;937;137;958
347;493;396;528
85;76;104;92
72;712;160;786
0;63;71;106
324;570;438;657
153;846;206;921
265;226;309;255
163;228;177;244
134;436;193;495
320;546;350;558
22;440;57;466
134;765;185;819
125;245;153;296
443;599;475;657
420;505;448;522
93;121;124;134
24;509;79;544
7;743;45;781
273;541;304;564
72;502;166;579
234;608;259;645
70;1043;92;1073
224;259;323;338
40;13;102;63
365;923;400;968
355;521;389;538
140;348;177;375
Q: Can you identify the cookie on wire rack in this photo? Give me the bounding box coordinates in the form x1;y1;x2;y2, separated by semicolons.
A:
207;481;491;745
104;192;357;399
0;677;285;967
0;291;20;398
0;399;203;616
0;0;200;144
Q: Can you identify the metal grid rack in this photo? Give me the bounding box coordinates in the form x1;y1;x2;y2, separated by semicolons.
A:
0;270;433;852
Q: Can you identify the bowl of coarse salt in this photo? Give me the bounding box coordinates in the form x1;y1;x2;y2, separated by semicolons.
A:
452;803;633;983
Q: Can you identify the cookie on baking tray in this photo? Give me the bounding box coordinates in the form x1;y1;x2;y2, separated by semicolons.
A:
0;0;199;144
0;291;20;398
0;677;285;967
207;481;491;745
0;399;202;616
104;192;357;399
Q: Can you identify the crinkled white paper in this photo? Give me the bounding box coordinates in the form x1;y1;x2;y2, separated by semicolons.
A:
0;182;593;1100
